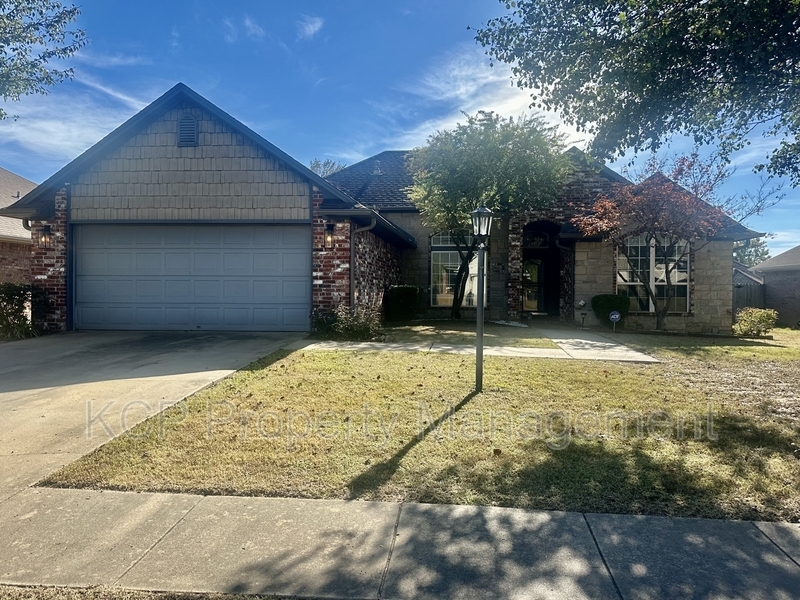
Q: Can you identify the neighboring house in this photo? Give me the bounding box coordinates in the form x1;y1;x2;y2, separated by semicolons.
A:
0;167;36;284
732;261;765;314
754;245;800;327
0;82;758;333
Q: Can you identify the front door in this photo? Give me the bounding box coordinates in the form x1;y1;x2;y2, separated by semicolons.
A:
523;259;544;312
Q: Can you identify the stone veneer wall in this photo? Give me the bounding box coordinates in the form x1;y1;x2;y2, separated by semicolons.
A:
30;189;68;331
0;240;31;284
763;270;800;327
573;240;615;327
353;229;401;310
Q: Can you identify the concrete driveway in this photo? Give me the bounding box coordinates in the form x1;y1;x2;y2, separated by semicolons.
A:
0;331;301;502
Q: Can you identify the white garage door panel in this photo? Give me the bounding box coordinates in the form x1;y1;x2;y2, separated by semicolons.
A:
75;224;311;331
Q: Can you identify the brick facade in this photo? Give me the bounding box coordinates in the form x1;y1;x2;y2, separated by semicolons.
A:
30;190;68;332
0;240;31;284
353;228;401;309
312;192;402;313
312;193;350;312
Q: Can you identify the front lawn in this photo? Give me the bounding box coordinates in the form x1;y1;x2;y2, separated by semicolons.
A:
43;330;800;522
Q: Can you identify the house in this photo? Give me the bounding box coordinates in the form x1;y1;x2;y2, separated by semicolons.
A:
0;82;757;334
0;167;36;284
327;150;759;333
754;245;800;327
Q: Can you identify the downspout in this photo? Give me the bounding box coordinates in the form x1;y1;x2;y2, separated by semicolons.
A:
22;219;31;231
65;183;73;331
350;218;377;307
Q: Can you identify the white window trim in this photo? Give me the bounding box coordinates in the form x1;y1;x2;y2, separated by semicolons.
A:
618;236;690;314
430;233;487;308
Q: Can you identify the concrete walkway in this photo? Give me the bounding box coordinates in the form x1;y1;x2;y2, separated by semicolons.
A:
286;325;659;363
1;487;799;599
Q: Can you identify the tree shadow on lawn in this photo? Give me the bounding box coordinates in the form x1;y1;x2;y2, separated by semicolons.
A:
607;331;788;358
346;398;800;521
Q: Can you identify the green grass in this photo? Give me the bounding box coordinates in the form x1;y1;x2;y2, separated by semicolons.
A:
382;320;558;348
43;333;800;522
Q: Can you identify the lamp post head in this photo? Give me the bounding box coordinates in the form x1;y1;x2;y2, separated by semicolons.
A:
471;206;493;240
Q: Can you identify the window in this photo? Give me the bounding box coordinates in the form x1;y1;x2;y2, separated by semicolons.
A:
617;235;689;313
430;232;486;307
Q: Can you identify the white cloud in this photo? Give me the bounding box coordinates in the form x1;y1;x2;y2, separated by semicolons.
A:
222;18;238;44
244;16;265;38
767;230;800;255
0;89;137;170
297;15;324;40
377;45;584;151
74;52;151;68
171;26;180;51
75;74;148;112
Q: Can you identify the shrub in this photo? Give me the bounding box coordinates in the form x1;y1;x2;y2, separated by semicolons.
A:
312;305;382;341
733;307;778;337
591;294;631;327
0;283;47;340
383;285;423;321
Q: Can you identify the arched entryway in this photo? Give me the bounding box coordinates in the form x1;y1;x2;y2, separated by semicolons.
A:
522;221;561;316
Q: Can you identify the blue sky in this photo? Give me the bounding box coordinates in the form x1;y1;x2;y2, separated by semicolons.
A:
1;0;797;255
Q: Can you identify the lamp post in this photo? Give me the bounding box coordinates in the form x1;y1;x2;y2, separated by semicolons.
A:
471;206;493;393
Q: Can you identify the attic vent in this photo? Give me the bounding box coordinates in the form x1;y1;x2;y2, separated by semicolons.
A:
177;114;198;147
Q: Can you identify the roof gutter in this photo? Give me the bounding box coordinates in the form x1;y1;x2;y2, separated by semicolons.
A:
318;208;417;249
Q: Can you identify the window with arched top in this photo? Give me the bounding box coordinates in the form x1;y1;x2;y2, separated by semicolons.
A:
177;114;198;147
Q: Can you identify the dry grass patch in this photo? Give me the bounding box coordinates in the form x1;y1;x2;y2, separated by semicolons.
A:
43;340;800;522
383;320;557;348
0;586;274;600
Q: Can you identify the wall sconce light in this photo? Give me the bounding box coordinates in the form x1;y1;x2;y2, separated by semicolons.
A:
324;223;335;249
38;225;52;249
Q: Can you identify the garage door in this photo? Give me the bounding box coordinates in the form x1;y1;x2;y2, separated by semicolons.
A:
74;224;312;331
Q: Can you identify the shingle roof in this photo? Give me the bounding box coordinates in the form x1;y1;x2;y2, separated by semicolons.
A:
733;261;764;286
754;244;800;272
0;167;35;243
325;151;416;211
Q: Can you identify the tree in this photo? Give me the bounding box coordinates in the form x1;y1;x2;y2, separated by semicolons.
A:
407;110;570;318
475;0;800;184
572;175;723;331
733;237;772;267
1;0;87;120
309;158;346;178
623;147;784;223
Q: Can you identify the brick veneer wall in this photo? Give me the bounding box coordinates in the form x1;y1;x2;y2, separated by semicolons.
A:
0;240;31;284
353;229;401;309
312;193;350;312
30;190;68;331
312;192;403;313
763;270;800;327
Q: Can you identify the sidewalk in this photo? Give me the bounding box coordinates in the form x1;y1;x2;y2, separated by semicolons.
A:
1;487;799;599
286;326;659;364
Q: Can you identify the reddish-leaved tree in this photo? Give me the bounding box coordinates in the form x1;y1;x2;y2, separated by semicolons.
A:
573;174;723;330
